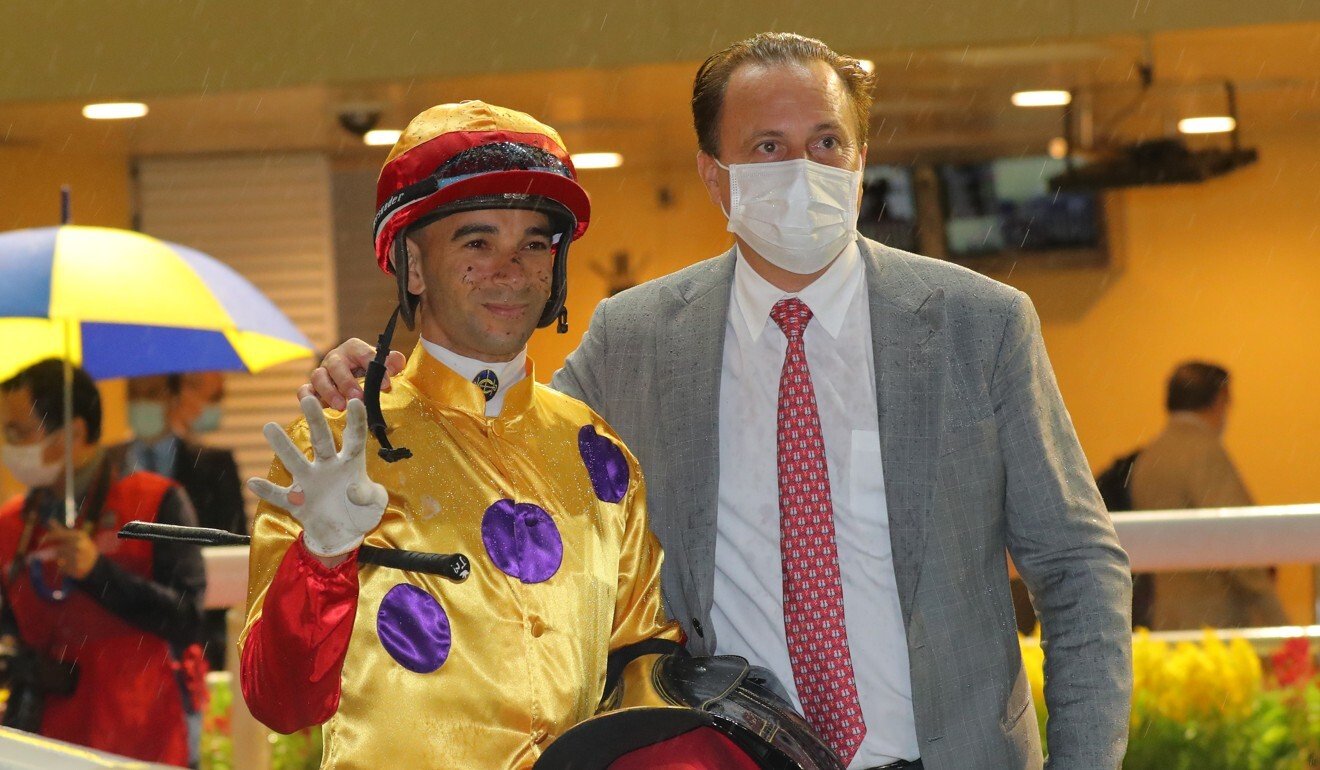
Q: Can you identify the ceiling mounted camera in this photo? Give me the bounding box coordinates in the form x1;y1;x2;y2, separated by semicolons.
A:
336;104;384;138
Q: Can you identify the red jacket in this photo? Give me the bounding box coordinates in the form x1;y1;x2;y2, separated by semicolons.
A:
0;469;206;766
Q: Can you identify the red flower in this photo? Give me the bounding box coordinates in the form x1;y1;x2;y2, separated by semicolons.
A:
1271;637;1314;687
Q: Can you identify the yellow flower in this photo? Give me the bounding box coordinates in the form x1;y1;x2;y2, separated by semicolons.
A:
1020;630;1045;708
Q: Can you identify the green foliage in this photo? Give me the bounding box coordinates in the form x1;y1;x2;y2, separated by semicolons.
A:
201;676;322;770
1122;684;1320;769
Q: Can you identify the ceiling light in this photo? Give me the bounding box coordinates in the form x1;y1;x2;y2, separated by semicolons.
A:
571;152;623;170
859;59;876;74
82;102;148;120
363;129;402;146
1011;90;1071;108
1178;116;1236;135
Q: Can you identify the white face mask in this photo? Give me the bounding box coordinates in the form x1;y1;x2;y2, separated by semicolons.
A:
127;400;168;439
2;435;62;489
717;157;862;274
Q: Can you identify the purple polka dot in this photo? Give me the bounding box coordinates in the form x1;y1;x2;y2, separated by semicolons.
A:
578;425;629;503
481;500;563;583
377;583;451;674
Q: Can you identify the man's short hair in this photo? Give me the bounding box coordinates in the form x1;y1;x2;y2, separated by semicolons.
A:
1;359;102;443
691;32;875;158
1166;361;1230;412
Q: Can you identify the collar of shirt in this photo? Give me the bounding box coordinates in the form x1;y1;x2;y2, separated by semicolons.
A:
731;240;863;343
129;433;179;475
417;338;531;418
1169;411;1215;432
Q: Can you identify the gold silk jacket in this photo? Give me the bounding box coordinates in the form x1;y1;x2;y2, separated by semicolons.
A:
241;344;681;769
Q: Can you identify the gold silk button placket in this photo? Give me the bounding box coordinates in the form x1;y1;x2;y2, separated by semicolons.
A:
481;418;516;498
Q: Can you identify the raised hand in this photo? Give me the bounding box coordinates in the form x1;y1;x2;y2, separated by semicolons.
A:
248;397;388;557
298;338;406;411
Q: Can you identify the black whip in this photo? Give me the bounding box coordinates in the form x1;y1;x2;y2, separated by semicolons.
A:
119;521;470;582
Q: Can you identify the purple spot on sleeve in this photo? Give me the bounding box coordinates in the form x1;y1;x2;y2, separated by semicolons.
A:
481;500;563;583
377;583;451;674
578;425;629;503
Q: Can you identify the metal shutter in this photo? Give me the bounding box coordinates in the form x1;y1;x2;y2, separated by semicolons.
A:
136;154;337;528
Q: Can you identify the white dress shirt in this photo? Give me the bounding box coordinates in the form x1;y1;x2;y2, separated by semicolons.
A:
420;337;527;417
711;242;920;766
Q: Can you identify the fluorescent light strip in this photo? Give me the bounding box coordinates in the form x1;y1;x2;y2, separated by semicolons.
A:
82;102;148;120
1178;116;1236;135
1011;90;1071;108
571;152;623;170
363;129;402;146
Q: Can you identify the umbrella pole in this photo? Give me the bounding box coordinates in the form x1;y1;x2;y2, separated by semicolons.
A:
62;320;76;528
59;187;77;529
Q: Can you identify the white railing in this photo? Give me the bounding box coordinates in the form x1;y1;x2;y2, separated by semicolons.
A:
1112;503;1320;572
1142;624;1320;652
203;546;248;609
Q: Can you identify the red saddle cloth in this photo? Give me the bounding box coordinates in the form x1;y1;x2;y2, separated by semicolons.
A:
607;726;764;770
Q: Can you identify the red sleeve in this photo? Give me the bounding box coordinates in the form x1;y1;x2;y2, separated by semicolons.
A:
239;535;359;734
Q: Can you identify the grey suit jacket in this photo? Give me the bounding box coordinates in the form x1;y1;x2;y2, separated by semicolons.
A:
553;238;1132;769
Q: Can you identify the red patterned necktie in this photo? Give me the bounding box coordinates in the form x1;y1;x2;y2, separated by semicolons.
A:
771;297;867;764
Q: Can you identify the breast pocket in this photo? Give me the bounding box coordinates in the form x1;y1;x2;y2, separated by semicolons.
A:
848;429;885;505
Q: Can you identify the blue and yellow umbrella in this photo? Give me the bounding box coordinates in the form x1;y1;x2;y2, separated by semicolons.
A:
0;225;315;381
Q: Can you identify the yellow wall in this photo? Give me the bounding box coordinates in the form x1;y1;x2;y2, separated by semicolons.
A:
991;127;1320;622
0;146;133;500
994;127;1320;508
526;160;733;370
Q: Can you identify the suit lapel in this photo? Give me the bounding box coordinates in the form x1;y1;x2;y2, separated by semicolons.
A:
657;250;735;616
863;239;944;623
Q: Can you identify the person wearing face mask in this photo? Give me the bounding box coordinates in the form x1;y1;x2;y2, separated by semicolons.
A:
0;359;206;766
1129;361;1287;630
305;33;1131;770
111;373;245;672
117;373;246;537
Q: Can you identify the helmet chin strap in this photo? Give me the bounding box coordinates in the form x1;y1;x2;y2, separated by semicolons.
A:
365;304;412;463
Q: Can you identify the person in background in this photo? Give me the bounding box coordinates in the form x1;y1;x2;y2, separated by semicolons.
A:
1131;361;1288;629
111;372;245;670
0;359;206;767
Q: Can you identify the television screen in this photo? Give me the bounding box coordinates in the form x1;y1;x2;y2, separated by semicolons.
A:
857;164;919;253
938;156;1100;258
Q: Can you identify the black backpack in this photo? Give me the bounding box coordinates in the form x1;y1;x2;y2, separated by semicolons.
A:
1095;450;1140;513
1094;449;1152;628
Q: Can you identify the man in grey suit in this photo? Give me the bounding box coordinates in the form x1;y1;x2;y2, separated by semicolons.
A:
306;32;1130;770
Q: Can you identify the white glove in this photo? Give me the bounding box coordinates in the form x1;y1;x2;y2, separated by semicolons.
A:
248;396;388;557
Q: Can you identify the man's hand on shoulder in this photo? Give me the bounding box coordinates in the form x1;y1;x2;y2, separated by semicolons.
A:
298;338;405;411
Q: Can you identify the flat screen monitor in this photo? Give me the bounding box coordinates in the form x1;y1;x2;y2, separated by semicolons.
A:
938;156;1101;259
857;164;919;253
